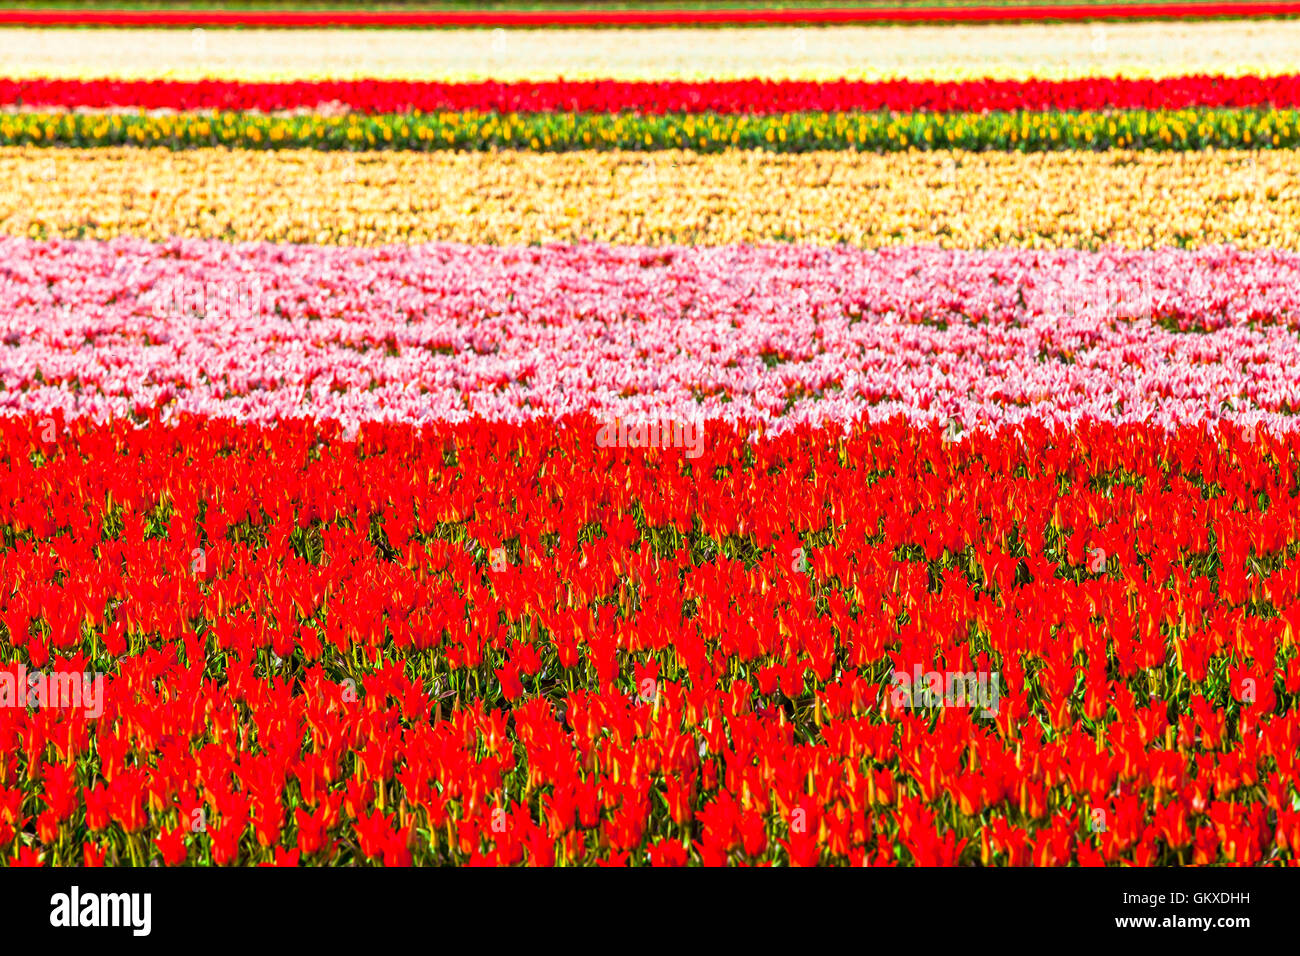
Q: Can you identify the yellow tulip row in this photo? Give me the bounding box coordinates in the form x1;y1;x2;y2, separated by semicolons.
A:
3;22;1300;82
2;146;1296;249
0;107;1295;153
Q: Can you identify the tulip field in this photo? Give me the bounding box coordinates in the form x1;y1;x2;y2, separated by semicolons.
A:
2;5;1300;871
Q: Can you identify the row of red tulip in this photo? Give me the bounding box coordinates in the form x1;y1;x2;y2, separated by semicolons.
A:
0;412;1297;864
2;2;1296;28
5;75;1300;115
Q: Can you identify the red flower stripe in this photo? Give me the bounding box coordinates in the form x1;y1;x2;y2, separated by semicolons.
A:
8;74;1300;115
3;412;1300;865
1;3;1299;28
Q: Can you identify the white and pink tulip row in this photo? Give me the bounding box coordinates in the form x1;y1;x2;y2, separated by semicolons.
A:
4;236;1300;435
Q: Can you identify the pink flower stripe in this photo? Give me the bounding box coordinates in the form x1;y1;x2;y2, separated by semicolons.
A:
5;237;1299;435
